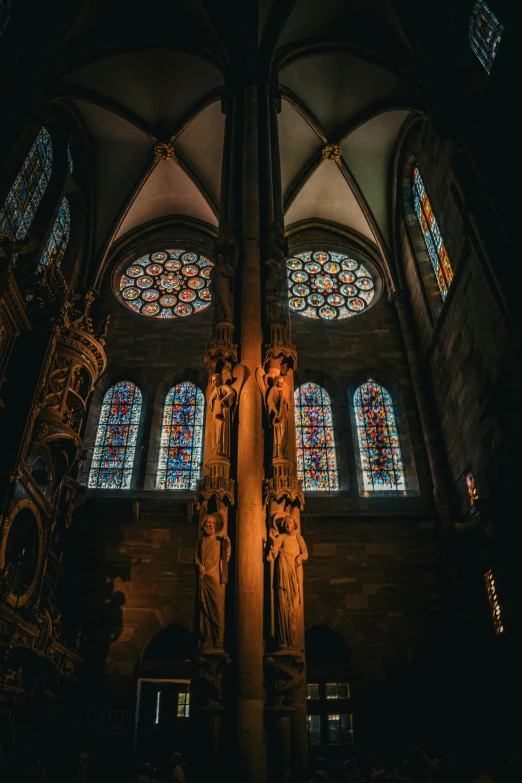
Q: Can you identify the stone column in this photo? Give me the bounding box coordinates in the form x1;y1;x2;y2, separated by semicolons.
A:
235;82;266;783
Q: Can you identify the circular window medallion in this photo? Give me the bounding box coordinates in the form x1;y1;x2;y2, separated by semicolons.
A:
287;250;376;320
118;249;214;319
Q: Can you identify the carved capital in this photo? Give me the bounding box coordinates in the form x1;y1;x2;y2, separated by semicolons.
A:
321;143;342;164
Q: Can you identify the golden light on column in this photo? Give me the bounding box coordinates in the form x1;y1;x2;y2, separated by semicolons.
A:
484;569;504;635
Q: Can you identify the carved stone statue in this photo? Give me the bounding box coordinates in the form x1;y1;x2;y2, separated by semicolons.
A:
212;253;235;323
266;375;289;458
209;373;236;458
267;516;308;649
194;515;231;650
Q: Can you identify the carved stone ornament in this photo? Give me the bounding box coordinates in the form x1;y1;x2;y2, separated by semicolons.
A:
264;652;305;709
266;515;308;650
321;143;342;164
191;652;230;711
152;137;178;163
256;370;291;460
194;514;231;651
208;374;237;459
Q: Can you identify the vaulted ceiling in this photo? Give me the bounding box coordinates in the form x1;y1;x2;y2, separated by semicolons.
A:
47;0;426;272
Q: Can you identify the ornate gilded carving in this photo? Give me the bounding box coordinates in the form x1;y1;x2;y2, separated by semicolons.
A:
40;354;72;410
321;143;342;164
152;137;178;163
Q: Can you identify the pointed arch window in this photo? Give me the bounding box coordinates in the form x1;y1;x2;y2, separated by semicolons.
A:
354;381;405;491
38;197;70;271
0;127;52;248
469;1;504;74
88;381;142;489
412;165;453;300
156;382;205;490
295;383;338;490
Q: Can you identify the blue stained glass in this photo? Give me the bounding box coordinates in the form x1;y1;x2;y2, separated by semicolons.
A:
412;165;453;300
156;382;204;490
469;1;504;74
38;197;70;271
295;383;338;490
353;381;405;491
88;381;142;489
67;146;74;174
0;128;52;251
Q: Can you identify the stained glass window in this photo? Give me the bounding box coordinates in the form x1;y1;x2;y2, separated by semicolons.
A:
287;250;375;320
156;382;204;490
469;1;504;74
88;381;142;489
295;383;338;490
0;0;10;35
118;249;213;319
412;166;453;300
0;127;52;251
354;381;405;491
38;197;70;271
67;146;74;174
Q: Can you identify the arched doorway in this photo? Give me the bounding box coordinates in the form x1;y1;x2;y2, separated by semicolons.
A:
135;624;194;771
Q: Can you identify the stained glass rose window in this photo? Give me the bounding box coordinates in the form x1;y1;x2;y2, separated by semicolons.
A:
287;250;375;320
118;249;213;319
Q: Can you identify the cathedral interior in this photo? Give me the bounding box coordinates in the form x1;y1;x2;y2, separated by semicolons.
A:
0;1;518;781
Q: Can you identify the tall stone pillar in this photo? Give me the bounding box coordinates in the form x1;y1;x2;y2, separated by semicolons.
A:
235;82;266;783
259;84;308;781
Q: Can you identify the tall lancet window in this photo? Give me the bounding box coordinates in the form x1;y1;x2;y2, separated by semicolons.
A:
88;381;142;489
0;127;52;249
354;381;405;491
0;0;11;35
469;1;504;74
38;197;70;270
295;383;338;490
412;165;453;300
156;382;204;490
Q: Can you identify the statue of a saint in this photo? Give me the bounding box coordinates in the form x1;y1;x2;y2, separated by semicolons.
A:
209;373;236;458
194;515;231;650
267;516;308;649
212;253;235;323
266;375;289;458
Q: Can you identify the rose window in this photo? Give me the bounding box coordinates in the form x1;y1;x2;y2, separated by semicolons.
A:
119;249;213;319
287;250;375;320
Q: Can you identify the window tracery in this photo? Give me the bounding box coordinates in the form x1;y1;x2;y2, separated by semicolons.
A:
287;250;375;320
469;0;504;74
118;249;213;319
295;383;338;490
412;165;453;300
88;381;142;489
353;381;405;491
38;197;70;270
156;382;204;490
0;127;52;249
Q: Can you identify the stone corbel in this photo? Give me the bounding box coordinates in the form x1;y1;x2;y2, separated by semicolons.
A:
191;651;231;712
264;652;305;710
